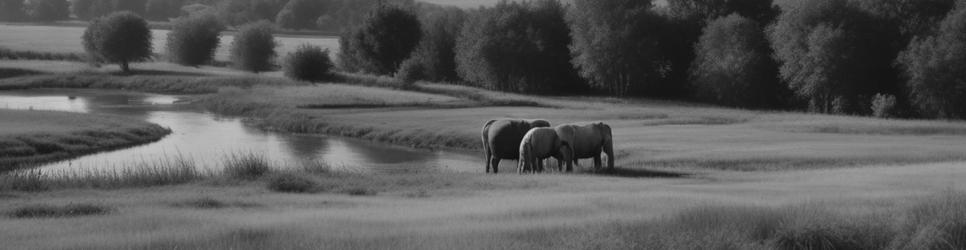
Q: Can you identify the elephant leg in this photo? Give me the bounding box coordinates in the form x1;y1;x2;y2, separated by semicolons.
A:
485;153;492;173
537;159;544;173
566;158;573;172
490;157;501;174
594;156;602;169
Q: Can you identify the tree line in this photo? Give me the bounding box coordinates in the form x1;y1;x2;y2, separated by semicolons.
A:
0;0;415;32
336;0;966;119
29;0;966;120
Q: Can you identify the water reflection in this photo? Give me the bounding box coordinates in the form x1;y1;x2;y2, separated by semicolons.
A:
0;89;477;174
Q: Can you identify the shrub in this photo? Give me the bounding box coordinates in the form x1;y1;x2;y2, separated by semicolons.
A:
282;44;334;82
230;20;277;73
338;4;421;75
395;57;425;84
897;2;966;119
0;0;26;21
456;0;581;93
166;14;224;66
25;0;70;22
691;14;784;108
871;94;898;118
569;0;665;96
82;11;153;73
222;152;271;179
267;172;317;193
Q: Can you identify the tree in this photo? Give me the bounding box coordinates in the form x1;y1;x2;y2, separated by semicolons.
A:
569;0;665;96
83;11;153;73
145;0;184;21
230;20;277;73
455;0;580;93
25;0;70;22
691;14;784;108
662;0;780;98
768;0;891;114
898;2;966;118
166;14;224;66
338;4;421;75
275;0;322;30
0;0;26;21
398;6;465;82
283;44;334;82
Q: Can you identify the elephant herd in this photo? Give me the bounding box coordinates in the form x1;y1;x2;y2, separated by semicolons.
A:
481;119;615;174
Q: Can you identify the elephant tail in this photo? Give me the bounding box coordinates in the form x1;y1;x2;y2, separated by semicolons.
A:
482;120;497;155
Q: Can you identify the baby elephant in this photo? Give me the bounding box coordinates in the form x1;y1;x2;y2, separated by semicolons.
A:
518;128;573;174
482;119;551;173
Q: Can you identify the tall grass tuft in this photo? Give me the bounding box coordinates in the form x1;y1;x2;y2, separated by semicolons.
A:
222;152;272;180
267;172;317;193
0;155;199;191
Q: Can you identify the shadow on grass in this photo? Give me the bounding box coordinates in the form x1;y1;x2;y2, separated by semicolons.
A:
7;203;112;218
579;167;689;178
112;69;211;77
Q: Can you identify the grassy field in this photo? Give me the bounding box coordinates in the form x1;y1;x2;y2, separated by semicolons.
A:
1;157;965;249
2;19;966;248
197;80;966;171
0;25;339;63
0;110;170;171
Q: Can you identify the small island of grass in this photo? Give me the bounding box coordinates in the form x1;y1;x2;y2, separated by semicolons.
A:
0;109;170;171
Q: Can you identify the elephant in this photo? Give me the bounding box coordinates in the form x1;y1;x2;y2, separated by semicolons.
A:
481;119;552;173
518;127;572;173
554;122;614;169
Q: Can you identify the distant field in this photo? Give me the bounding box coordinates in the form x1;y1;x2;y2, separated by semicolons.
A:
0;25;340;62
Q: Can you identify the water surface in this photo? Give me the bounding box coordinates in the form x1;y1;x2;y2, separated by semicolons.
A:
0;89;478;174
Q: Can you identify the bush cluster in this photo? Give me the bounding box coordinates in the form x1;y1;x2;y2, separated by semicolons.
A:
166;14;224;66
283;44;334;82
229;20;277;73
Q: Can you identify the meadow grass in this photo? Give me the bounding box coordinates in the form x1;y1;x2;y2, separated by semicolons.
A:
0;47;87;62
221;152;272;180
0;110;171;171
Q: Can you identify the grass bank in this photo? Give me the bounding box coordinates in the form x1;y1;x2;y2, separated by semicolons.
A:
0;72;304;94
0;110;171;171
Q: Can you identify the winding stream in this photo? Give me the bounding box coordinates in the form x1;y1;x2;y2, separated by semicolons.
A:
0;89;479;174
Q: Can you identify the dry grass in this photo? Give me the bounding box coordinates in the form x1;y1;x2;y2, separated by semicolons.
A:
0;110;171;171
